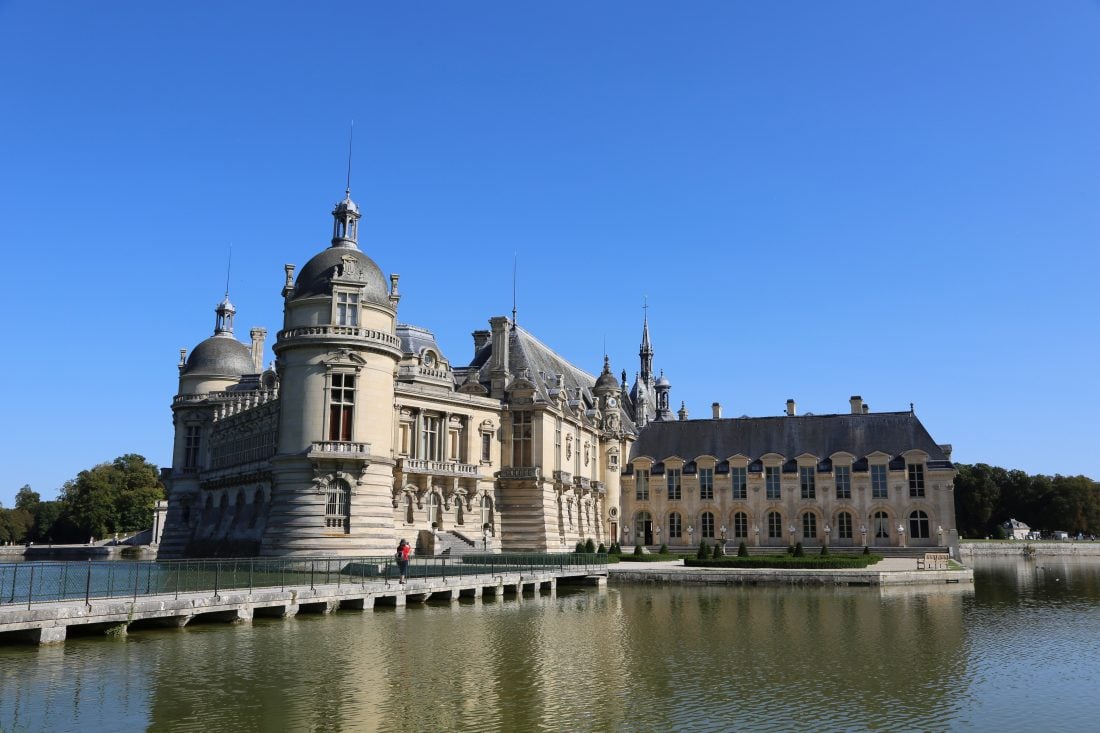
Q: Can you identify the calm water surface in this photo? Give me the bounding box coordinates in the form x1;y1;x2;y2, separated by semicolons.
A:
1;557;1098;733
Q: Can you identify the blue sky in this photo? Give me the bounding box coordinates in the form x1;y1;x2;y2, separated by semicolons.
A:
1;2;1098;506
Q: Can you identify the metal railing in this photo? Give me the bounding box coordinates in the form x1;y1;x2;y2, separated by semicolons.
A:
0;553;607;608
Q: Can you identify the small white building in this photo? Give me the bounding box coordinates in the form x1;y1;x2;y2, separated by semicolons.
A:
1003;518;1030;540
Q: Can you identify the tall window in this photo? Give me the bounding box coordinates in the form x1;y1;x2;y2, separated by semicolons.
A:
837;511;853;540
909;510;930;539
635;469;650;501
800;466;816;499
731;466;747;499
835;466;851;499
328;373;355;441
767;511;783;538
554;418;562;470
481;433;492;462
701;511;715;538
765;466;781;500
908;463;925;497
873;510;890;538
421;416;442;460
668;511;682;538
184;425;201;468
667;468;682;501
699;468;713;500
871;465;888;499
511;412;532;466
335;291;359;326
325;480;350;533
802;512;817;539
733;512;748;538
480;496;492;529
427;492;441;526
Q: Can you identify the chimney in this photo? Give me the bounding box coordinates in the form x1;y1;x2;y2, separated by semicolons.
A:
786;399;796;417
678;401;689;421
488;316;511;399
850;395;863;415
472;330;491;356
862;403;869;414
712;402;722;419
250;328;267;373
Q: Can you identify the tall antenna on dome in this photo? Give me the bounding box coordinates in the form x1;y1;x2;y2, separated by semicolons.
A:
224;244;233;298
511;253;518;325
345;120;355;198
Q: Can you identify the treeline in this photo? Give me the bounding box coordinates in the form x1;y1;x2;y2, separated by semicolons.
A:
954;463;1100;538
0;454;164;545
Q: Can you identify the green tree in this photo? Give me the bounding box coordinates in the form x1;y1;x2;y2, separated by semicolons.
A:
15;485;40;512
32;501;64;543
59;454;163;539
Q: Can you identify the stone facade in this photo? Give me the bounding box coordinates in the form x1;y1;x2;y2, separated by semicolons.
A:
159;185;957;559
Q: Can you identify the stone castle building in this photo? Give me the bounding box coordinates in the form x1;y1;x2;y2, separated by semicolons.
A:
159;186;957;558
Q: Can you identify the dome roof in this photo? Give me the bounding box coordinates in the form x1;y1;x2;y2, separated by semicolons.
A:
292;245;389;306
656;373;671;388
182;335;254;377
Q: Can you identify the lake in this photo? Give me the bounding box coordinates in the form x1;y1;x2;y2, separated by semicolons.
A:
1;557;1097;732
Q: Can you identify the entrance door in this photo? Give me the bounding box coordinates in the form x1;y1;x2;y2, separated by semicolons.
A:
635;511;652;546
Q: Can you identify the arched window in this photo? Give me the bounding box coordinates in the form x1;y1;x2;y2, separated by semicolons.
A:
701;512;715;538
427;492;441;527
249;489;264;529
325;480;350;533
836;511;852;540
909;510;930;539
873;511;890;539
668;512;682;539
767;511;783;538
802;512;817;540
733;512;748;538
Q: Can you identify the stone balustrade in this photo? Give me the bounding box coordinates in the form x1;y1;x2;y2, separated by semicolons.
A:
278;325;401;351
500;467;540;480
309;441;372;458
400;458;478;477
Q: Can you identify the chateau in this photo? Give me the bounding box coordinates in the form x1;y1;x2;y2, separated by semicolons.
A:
159;187;958;558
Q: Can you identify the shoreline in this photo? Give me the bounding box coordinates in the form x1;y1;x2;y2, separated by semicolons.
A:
608;557;974;587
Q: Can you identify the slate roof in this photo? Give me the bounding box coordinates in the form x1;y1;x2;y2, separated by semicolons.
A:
462;321;638;433
182;334;254;377
629;412;951;466
396;323;444;361
292;244;390;306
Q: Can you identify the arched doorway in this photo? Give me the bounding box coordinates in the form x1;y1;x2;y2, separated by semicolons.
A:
872;511;891;546
634;511;653;546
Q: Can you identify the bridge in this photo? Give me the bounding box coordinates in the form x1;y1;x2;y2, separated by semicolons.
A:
0;554;608;645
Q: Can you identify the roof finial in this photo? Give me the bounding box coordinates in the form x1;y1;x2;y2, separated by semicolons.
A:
345;120;354;199
224;244;233;299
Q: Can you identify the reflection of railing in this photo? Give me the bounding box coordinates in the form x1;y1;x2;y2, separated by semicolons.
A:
500;467;540;480
0;553;609;607
400;458;477;476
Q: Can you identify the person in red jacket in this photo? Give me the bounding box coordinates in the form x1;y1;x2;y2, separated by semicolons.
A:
396;539;411;584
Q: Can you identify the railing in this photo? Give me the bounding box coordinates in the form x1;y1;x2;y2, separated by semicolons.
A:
309;441;372;457
0;554;608;608
500;467;540;480
277;326;402;350
400;458;478;476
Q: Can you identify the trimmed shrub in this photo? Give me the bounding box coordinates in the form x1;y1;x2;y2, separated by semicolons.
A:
585;538;596;553
697;540;709;560
575;542;586;554
659;543;668;555
610;542;622;555
737;541;748;557
793;542;805;557
786;545;796;555
597;543;607;554
712;542;722;559
633;544;643;556
820;544;829;556
863;545;870;555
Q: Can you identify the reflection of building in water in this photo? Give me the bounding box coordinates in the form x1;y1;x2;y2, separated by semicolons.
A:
158;180;957;558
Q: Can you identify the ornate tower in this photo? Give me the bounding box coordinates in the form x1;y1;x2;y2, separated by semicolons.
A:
266;187;403;557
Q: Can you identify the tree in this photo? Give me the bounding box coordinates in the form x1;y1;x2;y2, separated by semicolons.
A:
59;454;163;539
15;485;40;512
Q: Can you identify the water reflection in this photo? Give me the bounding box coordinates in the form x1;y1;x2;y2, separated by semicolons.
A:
2;562;1099;732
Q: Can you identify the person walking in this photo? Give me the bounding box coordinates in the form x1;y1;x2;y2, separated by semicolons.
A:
396;539;411;584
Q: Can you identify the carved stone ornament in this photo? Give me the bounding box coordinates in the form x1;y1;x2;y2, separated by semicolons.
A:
333;255;369;282
566;435;573;460
584;442;590;467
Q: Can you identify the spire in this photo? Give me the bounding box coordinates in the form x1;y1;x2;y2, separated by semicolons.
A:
639;297;654;383
214;248;236;336
331;124;361;249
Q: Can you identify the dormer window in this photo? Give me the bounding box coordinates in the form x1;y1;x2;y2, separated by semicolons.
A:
335;291;359;326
